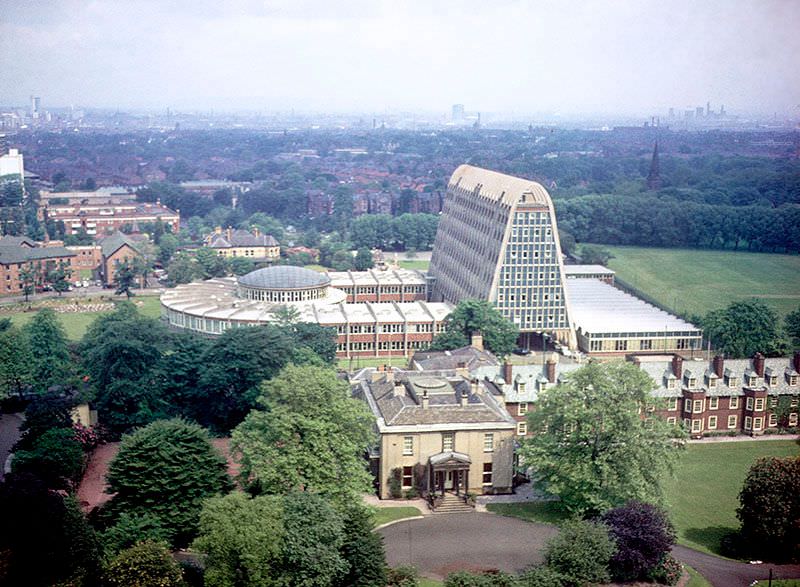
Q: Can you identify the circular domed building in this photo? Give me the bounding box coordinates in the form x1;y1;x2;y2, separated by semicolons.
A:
160;265;452;358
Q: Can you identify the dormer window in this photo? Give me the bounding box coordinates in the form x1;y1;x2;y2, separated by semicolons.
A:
688;377;697;389
747;375;757;387
790;375;798;386
767;375;777;386
728;376;739;388
518;382;526;393
708;376;717;389
666;378;676;390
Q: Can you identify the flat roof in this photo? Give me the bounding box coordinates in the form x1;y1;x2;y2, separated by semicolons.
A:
564;264;615;275
566;278;701;336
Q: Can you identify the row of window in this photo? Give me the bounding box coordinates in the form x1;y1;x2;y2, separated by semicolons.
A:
671;412;800;432
589;338;700;352
401;433;495;456
338;285;427;295
336;339;431;352
668;395;799;412
240;285;328;302
335;323;445;335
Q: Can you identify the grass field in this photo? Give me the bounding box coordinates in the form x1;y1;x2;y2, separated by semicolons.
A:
489;440;799;557
372;506;424;528
601;246;800;318
662;439;799;556
4;294;162;340
398;260;430;271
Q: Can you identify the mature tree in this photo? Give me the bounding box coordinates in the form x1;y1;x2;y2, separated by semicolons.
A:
114;259;140;298
331;249;355;271
337;504;387;587
196;247;229;278
48;259;73;296
105;418;231;547
193;491;285;587
101;512;173;557
737;456;800;562
157;232;179;266
23;308;72;392
601;501;676;582
429;300;519;357
277;492;348;587
786;306;800;347
104;541;184;587
232;364;374;502
20;262;37;302
354;247;374;271
702;299;789;357
14;390;76;450
229;256;255;276
544;519;616;586
12;428;85;490
198;325;295;431
153;332;211;420
80;303;170;434
289;322;338;365
518;362;685;515
166;250;203;285
578;244;614;265
0;473;102;587
0;325;32;399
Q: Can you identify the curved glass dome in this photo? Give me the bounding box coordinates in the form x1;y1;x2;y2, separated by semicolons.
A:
238;266;331;290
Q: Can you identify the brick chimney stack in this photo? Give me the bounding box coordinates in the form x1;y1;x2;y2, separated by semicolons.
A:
546;359;557;384
672;355;683;379
503;362;513;385
470;331;484;351
794;351;800;375
753;352;765;377
713;355;725;378
421;390;429;409
460;389;469;407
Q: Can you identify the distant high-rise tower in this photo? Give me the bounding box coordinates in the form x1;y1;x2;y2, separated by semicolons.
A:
30;95;41;120
646;141;662;191
451;104;465;121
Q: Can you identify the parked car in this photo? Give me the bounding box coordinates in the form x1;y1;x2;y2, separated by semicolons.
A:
513;347;532;356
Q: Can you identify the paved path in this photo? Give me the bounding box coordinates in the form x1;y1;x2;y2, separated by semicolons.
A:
379;513;557;579
0;412;24;482
379;512;800;585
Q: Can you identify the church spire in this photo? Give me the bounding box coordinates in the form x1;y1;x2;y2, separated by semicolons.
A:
646;141;662;190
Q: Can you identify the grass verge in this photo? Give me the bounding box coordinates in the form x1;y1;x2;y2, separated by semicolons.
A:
372;506;424;528
603;245;800;318
486;501;569;526
685;564;713;587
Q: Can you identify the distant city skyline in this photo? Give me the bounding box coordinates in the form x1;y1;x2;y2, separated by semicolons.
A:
1;0;798;117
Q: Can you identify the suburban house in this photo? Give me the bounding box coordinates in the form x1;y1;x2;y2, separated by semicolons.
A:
351;367;516;508
204;227;280;262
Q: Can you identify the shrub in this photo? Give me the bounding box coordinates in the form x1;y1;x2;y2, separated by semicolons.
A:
104;540;184;587
404;487;419;499
601;500;676;582
516;566;569;587
646;554;683;586
544;519;616;586
389;468;403;499
737;456;800;562
386;565;419;587
101;512;173;557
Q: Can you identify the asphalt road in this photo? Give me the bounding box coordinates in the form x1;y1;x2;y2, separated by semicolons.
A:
379;513;800;586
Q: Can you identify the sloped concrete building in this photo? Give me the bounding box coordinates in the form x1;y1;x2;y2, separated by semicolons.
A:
429;165;576;349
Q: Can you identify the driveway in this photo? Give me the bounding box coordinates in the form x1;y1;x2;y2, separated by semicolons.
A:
0;412;24;482
379;513;558;579
379;513;800;586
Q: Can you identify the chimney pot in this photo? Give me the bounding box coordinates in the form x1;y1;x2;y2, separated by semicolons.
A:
672;355;683;379
713;355;725;378
470;379;480;396
753;352;765;377
392;381;404;396
422;389;429;409
385;368;394;383
546;359;557;384
503;361;513;385
460;390;469;407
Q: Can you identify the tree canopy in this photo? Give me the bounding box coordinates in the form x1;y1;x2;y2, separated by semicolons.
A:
429;299;519;357
702;298;790;358
23;308;72;392
104;418;231;547
518;361;685;515
231;364;374;502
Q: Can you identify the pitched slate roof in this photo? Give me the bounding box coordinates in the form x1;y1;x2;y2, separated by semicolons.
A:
99;232;140;258
0;244;75;265
411;346;499;372
207;229;279;249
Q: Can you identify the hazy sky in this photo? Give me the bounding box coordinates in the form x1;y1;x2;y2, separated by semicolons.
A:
1;0;798;116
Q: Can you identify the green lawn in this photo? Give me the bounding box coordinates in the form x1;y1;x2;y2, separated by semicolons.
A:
4;294;162;341
372;506;424;527
603;246;800;318
419;579;442;587
398;260;430;271
685;565;713;587
486;501;569;526
662;440;799;556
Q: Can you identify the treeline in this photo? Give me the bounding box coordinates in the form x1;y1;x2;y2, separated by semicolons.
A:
557;195;800;253
350;213;439;251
